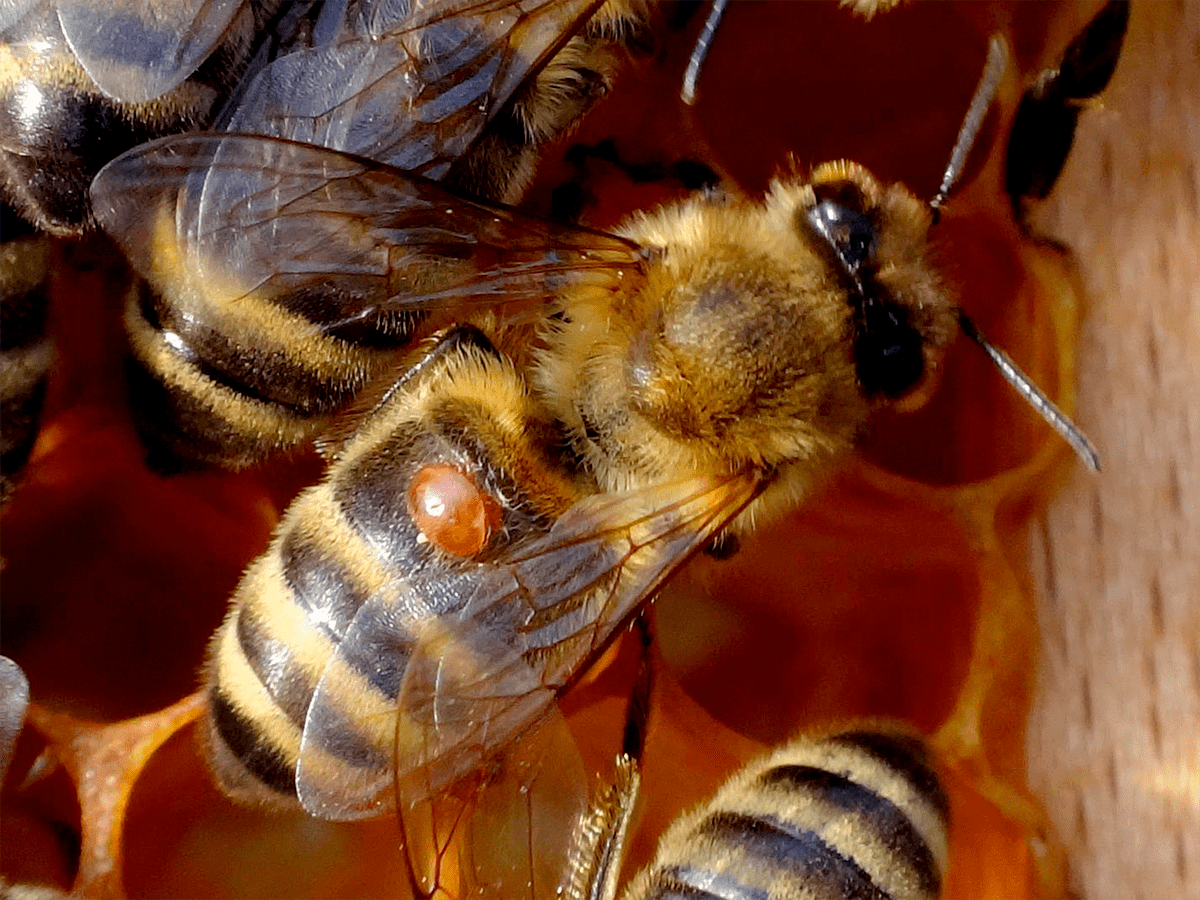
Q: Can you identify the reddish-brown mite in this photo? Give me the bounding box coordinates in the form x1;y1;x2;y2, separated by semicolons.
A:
407;463;502;557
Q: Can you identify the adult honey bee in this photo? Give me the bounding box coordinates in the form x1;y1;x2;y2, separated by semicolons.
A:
572;723;951;900
87;30;1100;831
0;0;655;502
88;0;654;470
1;0;645;231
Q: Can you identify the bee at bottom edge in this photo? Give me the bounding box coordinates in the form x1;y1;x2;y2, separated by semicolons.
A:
572;722;951;900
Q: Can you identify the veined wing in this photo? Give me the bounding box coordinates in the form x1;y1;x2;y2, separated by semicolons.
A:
293;471;759;820
90;134;644;342
219;0;604;175
392;472;763;803
399;706;589;899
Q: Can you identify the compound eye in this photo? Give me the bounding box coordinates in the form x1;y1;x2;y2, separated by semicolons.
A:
407;464;501;557
806;199;876;277
855;299;926;400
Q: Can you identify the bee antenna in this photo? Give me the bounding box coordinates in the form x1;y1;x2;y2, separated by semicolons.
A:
681;0;729;105
930;36;1008;221
958;311;1100;471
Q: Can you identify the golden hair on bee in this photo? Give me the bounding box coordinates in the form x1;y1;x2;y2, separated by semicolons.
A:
565;653;950;900
443;0;657;204
613;722;951;900
96;17;1104;855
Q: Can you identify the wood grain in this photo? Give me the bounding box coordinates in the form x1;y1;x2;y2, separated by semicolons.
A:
1025;2;1200;897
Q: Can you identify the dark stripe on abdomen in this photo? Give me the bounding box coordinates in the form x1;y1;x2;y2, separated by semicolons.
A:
280;529;371;643
828;730;951;821
695;811;890;900
135;285;361;415
235;605;317;729
208;686;298;798
758;765;939;898
295;701;391;772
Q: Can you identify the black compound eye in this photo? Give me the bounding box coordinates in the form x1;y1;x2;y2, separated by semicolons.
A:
806;199;876;278
854;298;926;400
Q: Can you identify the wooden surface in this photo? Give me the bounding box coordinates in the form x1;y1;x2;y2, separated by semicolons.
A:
1025;2;1200;898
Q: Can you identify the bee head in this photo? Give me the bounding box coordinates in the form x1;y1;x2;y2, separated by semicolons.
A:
798;162;957;410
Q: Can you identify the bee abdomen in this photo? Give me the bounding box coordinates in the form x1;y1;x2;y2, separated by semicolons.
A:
204;326;581;814
628;728;950;900
123;282;415;469
203;480;404;808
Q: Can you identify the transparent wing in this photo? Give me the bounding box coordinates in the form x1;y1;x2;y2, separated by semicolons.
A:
399;706;589;899
90;134;643;338
394;473;763;801
220;0;602;174
55;0;249;103
0;0;40;32
291;472;759;820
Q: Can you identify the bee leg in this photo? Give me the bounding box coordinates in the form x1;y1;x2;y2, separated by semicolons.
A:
564;615;654;900
1004;0;1130;226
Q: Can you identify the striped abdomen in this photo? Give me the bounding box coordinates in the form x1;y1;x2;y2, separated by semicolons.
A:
201;327;577;817
624;728;951;900
123;276;417;470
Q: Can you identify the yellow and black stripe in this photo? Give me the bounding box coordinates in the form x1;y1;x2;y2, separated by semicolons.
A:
622;726;950;900
122;273;417;469
0;2;286;234
202;326;580;815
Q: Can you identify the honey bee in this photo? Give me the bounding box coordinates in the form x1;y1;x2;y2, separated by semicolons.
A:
81;0;654;469
86;29;1101;834
1005;0;1130;225
1;0;646;232
572;723;951;900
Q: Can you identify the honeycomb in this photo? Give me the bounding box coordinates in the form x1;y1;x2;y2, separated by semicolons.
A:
7;2;1191;898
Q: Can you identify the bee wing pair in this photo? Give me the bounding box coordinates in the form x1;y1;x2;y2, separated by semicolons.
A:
91;134;639;339
4;0;602;161
293;462;762;820
108;123;765;823
214;0;606;176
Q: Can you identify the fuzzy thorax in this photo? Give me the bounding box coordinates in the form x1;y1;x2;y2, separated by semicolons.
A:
534;170;956;535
